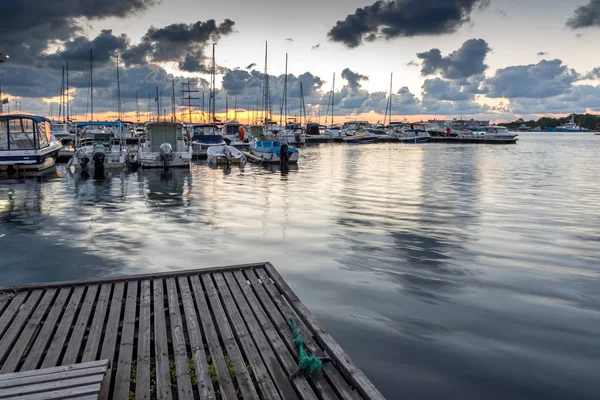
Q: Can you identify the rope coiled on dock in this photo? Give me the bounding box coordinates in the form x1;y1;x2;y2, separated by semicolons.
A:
287;317;323;377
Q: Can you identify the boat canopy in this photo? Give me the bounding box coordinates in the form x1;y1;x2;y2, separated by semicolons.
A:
146;123;184;152
76;121;126;129
253;140;298;156
192;124;219;136
0;115;53;151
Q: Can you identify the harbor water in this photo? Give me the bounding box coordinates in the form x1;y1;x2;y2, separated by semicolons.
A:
1;133;599;399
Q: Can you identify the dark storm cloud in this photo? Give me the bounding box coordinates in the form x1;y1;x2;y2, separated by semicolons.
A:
0;0;154;65
122;19;235;70
417;39;490;80
43;30;129;71
583;67;600;80
508;85;600;114
484;59;579;98
566;0;600;29
327;0;489;48
422;78;476;101
341;68;369;90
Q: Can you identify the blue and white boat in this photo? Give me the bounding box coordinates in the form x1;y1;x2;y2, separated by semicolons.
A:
343;133;378;144
545;115;589;132
0;115;62;172
190;124;224;157
249;140;299;163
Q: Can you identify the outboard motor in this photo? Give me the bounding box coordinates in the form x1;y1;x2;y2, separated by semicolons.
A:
126;150;138;171
78;149;90;172
280;142;289;165
222;145;232;166
91;142;106;177
159;143;174;169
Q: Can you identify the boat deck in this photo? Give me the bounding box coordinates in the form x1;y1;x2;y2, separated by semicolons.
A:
0;262;383;400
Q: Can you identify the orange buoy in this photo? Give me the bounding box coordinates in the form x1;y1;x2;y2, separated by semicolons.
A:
239;126;245;141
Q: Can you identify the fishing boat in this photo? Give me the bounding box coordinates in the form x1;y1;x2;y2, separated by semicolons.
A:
545;115;589;132
190;123;224;157
137;122;192;168
343;132;378;144
67;133;132;173
249;140;299;163
206;145;246;165
0;115;62;172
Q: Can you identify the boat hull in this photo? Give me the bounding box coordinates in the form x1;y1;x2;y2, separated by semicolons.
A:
249;148;299;164
398;136;430;143
138;153;192;168
0;145;61;172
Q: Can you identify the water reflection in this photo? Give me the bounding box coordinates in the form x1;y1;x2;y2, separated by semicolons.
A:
1;137;600;399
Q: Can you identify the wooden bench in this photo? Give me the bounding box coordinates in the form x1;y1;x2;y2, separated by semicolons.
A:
0;360;110;400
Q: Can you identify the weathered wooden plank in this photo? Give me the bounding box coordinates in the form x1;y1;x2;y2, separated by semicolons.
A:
152;278;172;400
177;276;217;399
135;280;151;400
264;263;385;400
0;290;43;365
165;278;194;399
212;272;282;400
0;374;104;398
44;285;88;368
20;288;71;371
2;382;102;400
0;262;269;292
0;289;57;374
200;274;259;400
232;270;321;400
0;292;28;340
81;284;112;363
98;282;125;400
225;271;303;400
113;281;138;400
0;366;109;389
0;360;109;382
250;269;348;400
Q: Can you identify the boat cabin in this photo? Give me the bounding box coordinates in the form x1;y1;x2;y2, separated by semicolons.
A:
145;122;185;152
191;124;220;140
305;123;320;135
0;115;55;151
222;122;241;136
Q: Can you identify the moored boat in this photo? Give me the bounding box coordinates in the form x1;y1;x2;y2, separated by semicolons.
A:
190;123;224;157
67;133;132;173
343;132;378;144
207;145;246;165
249;140;299;163
0;115;62;172
137;122;192;168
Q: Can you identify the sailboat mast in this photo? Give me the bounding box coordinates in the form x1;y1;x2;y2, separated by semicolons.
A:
116;55;122;121
234;94;237;120
226;97;229;120
283;53;288;126
331;72;335;125
60;66;64;122
384;72;392;126
66;63;69;121
136;91;140;123
156;87;160;121
389;73;393;125
210;43;216;122
90;49;94;121
263;41;269;126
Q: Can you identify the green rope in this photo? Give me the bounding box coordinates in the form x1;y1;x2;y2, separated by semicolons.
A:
287;317;322;376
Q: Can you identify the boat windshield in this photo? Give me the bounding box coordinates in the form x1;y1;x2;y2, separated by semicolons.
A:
193;125;217;135
224;124;240;135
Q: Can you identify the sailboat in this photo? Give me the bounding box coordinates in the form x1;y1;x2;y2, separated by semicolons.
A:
68;52;132;173
324;73;342;137
384;73;429;143
277;53;305;144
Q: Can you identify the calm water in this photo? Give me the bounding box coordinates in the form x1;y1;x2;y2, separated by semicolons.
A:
1;133;600;399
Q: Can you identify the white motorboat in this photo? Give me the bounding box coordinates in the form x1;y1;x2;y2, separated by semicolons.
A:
207;145;246;165
470;126;519;140
67;133;133;173
222;121;252;146
0;115;62;172
51;122;74;143
137;122;192;168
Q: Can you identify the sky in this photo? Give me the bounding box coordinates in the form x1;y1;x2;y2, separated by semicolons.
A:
2;0;600;123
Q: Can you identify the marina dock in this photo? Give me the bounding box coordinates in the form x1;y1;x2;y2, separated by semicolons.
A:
0;262;384;400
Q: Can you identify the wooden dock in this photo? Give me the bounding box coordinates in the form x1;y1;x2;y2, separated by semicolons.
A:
0;262;384;400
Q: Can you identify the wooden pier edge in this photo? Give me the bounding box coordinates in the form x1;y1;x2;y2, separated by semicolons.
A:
264;263;385;400
0;262;268;292
0;262;386;400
